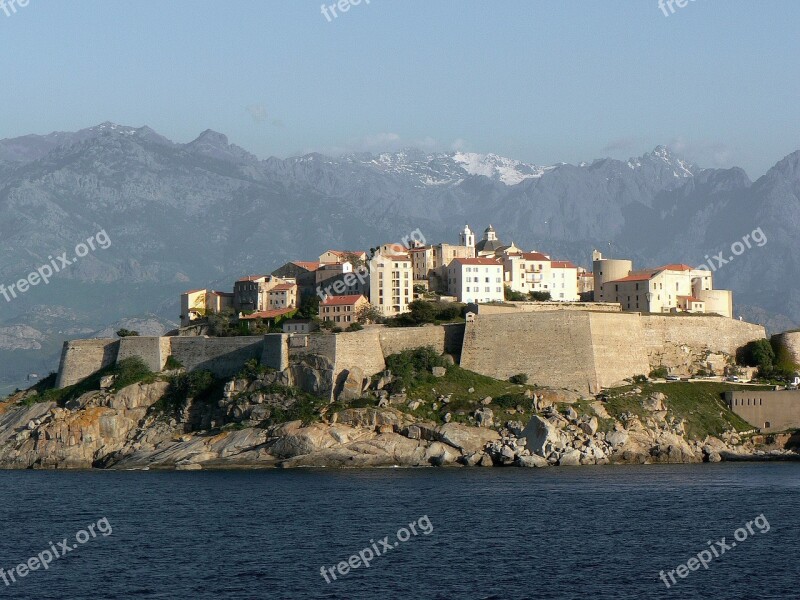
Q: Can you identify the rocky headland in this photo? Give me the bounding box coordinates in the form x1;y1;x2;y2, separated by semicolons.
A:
1;349;797;471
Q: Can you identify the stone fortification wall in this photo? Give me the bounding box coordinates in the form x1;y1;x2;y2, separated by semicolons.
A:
460;312;600;392
169;337;264;378
117;337;168;373
476;302;621;315
460;312;765;393
55;339;120;388
772;331;800;367
588;312;651;388
640;315;766;374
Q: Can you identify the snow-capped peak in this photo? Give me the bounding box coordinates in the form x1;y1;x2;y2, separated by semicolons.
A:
451;152;555;185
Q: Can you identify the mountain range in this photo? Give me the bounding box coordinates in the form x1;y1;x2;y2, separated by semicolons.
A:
1;122;798;393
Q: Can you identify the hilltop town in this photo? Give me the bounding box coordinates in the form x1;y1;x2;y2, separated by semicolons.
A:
2;225;799;472
180;224;736;334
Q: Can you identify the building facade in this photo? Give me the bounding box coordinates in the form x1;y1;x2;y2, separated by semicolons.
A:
319;294;369;324
368;252;413;316
447;257;504;304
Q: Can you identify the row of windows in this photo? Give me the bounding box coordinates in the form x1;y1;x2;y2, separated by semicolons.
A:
465;287;502;293
731;398;764;406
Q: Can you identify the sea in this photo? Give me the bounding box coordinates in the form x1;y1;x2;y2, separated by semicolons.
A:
0;463;797;599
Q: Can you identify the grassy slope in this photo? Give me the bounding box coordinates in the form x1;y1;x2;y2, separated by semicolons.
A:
602;382;772;439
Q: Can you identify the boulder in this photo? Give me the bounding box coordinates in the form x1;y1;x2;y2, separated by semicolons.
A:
517;454;549;468
474;408;494;428
644;393;666;412
436;423;500;454
521;415;563;457
558;449;582;466
338;367;367;402
432;366;447;378
579;416;598;436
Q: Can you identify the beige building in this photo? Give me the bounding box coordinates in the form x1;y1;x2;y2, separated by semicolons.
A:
266;283;297;310
726;390;800;432
368;251;413;316
503;252;580;301
319;250;367;264
600;261;733;318
319;294;369;324
410;225;476;291
233;275;297;313
180;289;234;327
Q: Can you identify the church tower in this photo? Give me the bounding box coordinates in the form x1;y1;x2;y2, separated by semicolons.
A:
460;224;475;257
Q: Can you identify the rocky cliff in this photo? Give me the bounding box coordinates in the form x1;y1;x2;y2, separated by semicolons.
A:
1;364;795;470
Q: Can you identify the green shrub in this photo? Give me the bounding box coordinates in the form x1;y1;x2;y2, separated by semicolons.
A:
156;370;217;414
385;346;449;392
116;328;140;338
112;358;155;390
649;366;669;379
632;374;648;384
346;323;364;332
509;373;528;385
237;358;274;380
164;356;184;370
504;287;527;301
529;291;551;302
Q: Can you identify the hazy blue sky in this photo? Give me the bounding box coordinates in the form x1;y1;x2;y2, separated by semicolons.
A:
1;0;798;177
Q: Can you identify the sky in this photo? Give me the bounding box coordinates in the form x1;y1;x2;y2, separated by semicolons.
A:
1;0;798;178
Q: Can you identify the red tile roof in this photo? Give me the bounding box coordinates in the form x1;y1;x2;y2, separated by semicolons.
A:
551;260;578;269
239;308;295;320
608;272;655;283
520;252;550;262
324;250;367;258
270;283;296;291
320;294;367;306
292;261;322;271
451;258;502;266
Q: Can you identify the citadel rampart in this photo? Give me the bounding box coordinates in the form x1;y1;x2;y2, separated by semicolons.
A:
56;314;767;396
772;331;800;368
460;312;766;393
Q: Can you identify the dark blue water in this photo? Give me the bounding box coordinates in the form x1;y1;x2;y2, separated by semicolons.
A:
0;464;797;599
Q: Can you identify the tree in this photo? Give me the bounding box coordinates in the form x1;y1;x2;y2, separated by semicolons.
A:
208;308;238;337
529;291;552;302
298;294;320;319
504;286;527;301
409;300;439;324
738;339;775;371
355;303;382;324
116;329;140;338
341;252;366;269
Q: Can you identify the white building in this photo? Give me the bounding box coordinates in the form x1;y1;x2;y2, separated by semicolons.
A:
368;251;413;316
447;258;504;304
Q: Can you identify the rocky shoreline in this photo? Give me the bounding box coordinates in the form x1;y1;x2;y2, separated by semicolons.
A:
1;379;797;471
